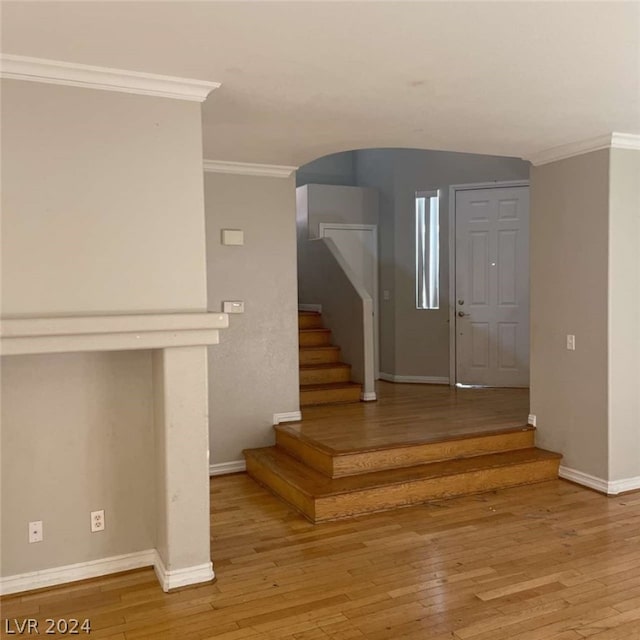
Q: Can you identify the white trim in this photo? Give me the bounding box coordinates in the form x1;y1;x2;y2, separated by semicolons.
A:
559;466;609;493
203;159;296;178
298;304;323;313
559;466;640;495
609;476;640;495
528;414;537;427
153;555;214;593
361;391;377;401
528;133;640;166
0;54;219;102
0;313;228;356
273;411;302;425
0;549;156;596
448;180;530;386
379;372;449;385
209;460;246;476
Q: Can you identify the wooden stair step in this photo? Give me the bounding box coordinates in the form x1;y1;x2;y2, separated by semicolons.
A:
300;382;362;407
299;328;332;347
244;446;562;523
275;424;537;478
299;346;341;365
299;363;352;385
298;311;324;329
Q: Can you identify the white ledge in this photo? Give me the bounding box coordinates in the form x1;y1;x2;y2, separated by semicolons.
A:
203;159;297;178
0;54;220;102
0;312;229;356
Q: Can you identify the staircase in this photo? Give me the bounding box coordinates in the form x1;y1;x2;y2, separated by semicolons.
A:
244;425;562;523
298;310;362;407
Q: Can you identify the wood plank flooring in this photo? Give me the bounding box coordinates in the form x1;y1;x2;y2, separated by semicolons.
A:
293;382;529;452
3;475;639;639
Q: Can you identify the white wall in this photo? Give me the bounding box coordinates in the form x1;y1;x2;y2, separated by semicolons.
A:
530;150;610;480
204;172;299;467
608;148;640;483
1;78;209;578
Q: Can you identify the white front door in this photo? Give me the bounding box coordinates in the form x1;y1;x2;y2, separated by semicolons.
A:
455;186;529;387
319;223;379;377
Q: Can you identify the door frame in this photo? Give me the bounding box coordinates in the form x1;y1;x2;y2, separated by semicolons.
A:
318;222;380;378
447;180;530;386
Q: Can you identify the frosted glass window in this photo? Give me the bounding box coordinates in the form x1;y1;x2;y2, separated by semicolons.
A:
416;190;440;309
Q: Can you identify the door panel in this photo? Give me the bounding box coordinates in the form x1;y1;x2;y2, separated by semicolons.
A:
455;187;529;387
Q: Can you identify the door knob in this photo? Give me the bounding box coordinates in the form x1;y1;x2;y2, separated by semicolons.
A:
457;311;469;318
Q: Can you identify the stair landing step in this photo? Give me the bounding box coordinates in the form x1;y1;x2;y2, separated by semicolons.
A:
244;446;562;522
276;424;536;478
300;382;362;407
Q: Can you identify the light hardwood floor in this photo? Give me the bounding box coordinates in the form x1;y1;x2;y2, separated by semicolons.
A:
294;382;530;451
3;475;639;639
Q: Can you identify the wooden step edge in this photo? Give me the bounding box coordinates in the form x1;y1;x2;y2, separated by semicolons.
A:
299;363;351;370
299;382;362;391
244;449;317;521
248;447;561;500
324;449;562;498
275;428;537;479
314;457;562;522
275;423;535;459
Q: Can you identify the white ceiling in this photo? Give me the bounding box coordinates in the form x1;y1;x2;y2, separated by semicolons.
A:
3;1;639;166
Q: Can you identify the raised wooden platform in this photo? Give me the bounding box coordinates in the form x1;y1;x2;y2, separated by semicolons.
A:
244;383;562;522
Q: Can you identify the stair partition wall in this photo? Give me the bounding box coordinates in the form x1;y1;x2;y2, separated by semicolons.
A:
298;237;376;401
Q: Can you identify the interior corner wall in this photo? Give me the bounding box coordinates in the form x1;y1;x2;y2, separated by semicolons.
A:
530;149;610;480
608;148;640;483
204;172;300;466
1;79;209;578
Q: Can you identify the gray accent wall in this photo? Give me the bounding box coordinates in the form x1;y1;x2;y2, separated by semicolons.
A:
530;150;610;480
204;172;300;466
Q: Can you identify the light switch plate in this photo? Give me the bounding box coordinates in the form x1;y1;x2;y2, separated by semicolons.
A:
223;301;245;314
221;229;244;246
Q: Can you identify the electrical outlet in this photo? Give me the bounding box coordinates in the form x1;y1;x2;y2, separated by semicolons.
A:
29;520;43;543
566;334;576;351
90;510;105;533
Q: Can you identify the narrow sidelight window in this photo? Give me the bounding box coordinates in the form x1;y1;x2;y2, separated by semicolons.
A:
415;190;440;309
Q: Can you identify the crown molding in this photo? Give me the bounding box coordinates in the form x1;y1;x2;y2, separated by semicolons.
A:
528;132;640;166
0;54;220;102
203;159;297;178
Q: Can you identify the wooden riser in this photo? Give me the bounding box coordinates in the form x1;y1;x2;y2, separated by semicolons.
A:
299;363;352;386
299;329;332;347
275;426;536;478
299;346;341;365
298;312;324;329
300;382;362;406
244;447;562;523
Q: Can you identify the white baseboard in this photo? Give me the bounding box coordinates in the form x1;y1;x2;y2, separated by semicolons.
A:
154;555;214;593
559;466;640;495
209;460;246;476
273;411;302;425
0;548;216;596
298;304;322;313
608;476;640;495
361;391;377;401
528;413;537;427
0;549;156;596
379;372;449;385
